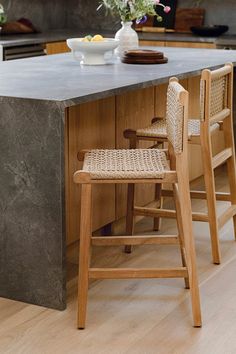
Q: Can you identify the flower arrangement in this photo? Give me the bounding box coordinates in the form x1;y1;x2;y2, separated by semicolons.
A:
98;0;171;24
0;3;7;25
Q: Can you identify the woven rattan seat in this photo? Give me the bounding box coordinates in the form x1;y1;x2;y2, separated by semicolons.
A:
136;119;219;139
82;149;169;179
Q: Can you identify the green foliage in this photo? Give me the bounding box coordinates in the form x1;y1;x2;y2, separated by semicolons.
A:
98;0;159;22
0;3;7;25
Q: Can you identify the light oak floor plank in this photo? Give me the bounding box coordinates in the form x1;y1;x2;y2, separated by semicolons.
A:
0;168;236;354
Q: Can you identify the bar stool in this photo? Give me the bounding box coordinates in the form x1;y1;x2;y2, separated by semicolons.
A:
124;63;236;265
74;78;202;329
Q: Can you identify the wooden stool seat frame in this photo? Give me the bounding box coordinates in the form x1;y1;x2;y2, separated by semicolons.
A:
73;78;202;329
124;63;236;265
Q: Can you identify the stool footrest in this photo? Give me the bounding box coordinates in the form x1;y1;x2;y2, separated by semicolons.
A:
192;212;209;222
134;207;176;218
91;235;179;246
134;206;208;222
212;148;232;169
162;189;231;202
218;205;236;229
89;267;188;279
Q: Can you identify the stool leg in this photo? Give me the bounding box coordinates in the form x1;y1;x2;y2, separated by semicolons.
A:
125;183;135;254
202;155;221;264
177;175;202;327
125;135;139;254
153;142;165;231
223;115;236;240
173;183;190;289
153;183;163;231
77;184;92;329
201;126;221;264
226;155;236;239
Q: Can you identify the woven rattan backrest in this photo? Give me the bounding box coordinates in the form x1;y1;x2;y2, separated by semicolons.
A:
166;79;188;154
200;63;233;122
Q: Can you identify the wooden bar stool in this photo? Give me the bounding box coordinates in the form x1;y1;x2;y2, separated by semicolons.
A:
73;78;202;329
124;63;236;265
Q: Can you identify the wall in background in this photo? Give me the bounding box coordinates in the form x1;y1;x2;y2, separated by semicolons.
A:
178;0;236;33
66;0;236;34
1;0;236;34
1;0;67;31
66;0;118;32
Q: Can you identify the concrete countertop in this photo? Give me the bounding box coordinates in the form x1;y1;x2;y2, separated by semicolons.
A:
0;46;236;106
216;35;236;46
0;29;82;47
1;28;236;48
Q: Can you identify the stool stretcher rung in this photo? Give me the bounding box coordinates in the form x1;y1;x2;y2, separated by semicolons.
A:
91;235;179;246
89;267;188;279
134;206;208;222
212;148;232;169
209;108;230;126
162;189;231;202
218;205;236;230
192;212;209;222
134;207;176;219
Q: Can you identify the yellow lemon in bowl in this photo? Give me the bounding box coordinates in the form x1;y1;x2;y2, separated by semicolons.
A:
91;34;104;42
81;35;92;42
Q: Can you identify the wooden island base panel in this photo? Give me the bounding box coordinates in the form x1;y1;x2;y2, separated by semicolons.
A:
0;47;236;310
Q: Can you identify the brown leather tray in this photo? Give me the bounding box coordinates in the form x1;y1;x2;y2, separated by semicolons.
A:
121;57;168;65
124;49;164;59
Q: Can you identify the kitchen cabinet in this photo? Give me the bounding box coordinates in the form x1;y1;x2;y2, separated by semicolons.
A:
46;41;70;55
139;40;165;47
140;40;216;49
166;41;216;49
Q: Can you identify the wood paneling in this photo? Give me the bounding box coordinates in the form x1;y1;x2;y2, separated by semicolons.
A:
66;97;116;245
140;40;216;49
116;87;156;219
46;41;70;55
187;76;201;117
165;41;216;49
139;40;165;47
154;83;168;117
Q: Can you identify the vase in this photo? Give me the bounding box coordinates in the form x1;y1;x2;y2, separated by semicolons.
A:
115;21;139;57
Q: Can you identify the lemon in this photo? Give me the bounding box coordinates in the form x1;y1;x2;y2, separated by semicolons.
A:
91;34;104;42
81;35;92;42
85;35;92;41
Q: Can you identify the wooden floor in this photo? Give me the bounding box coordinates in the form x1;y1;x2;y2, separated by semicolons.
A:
1;168;236;354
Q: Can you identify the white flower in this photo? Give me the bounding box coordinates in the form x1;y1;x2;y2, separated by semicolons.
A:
0;4;4;14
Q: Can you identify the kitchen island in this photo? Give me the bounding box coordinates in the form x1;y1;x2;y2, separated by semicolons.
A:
0;47;236;311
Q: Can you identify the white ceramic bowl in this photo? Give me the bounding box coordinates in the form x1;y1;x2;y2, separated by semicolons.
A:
66;38;119;65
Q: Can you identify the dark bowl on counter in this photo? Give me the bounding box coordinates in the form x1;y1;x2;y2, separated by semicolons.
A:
190;25;229;37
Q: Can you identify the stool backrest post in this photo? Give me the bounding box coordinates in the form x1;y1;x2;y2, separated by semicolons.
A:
223;63;235;153
166;78;189;173
200;63;233;126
